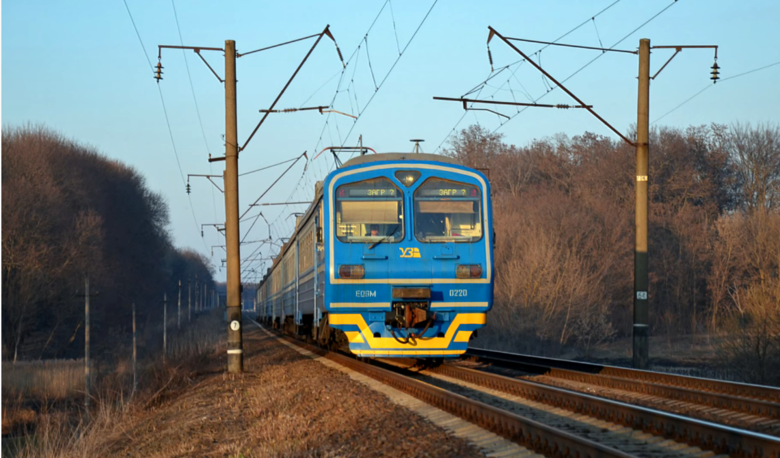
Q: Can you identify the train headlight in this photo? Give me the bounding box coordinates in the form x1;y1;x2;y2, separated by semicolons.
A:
456;264;482;279
339;264;365;279
395;171;421;187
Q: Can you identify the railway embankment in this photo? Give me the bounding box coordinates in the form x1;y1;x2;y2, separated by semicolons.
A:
96;322;484;457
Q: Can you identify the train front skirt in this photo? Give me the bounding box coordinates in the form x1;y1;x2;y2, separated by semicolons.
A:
329;311;486;357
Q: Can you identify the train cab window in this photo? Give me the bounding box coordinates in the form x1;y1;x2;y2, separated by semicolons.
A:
335;177;404;243
414;178;482;243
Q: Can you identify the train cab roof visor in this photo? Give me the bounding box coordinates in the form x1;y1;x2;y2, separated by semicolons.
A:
392;287;431;299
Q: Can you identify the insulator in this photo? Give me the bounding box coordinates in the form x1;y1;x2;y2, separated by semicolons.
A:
154;62;164;81
487;47;494;72
710;61;720;83
186;182;191;194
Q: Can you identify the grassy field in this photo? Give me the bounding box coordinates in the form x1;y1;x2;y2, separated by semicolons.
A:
2;360;84;401
2;309;226;457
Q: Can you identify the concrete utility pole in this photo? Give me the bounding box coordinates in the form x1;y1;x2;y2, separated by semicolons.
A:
163;292;168;363
84;275;91;411
178;280;182;330
132;302;137;393
157;27;342;375
195;274;199;313
75;275;99;414
634;39;651;370
439;28;719;371
224;39;243;373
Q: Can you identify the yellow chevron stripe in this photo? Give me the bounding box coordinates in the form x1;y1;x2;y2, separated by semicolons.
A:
328;313;485;349
344;331;365;343
353;350;465;356
454;331;472;343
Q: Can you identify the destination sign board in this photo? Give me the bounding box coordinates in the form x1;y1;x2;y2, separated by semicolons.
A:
418;187;479;198
339;188;398;198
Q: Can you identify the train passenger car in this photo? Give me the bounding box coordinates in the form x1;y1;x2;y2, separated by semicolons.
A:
257;152;493;358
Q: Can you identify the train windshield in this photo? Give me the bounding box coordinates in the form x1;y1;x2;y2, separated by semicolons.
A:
414;178;482;243
335;177;404;243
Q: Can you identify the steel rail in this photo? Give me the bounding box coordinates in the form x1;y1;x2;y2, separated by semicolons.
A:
431;363;780;458
528;364;779;421
466;347;780;403
273;330;632;458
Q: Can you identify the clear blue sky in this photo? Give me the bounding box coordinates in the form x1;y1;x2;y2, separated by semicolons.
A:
3;0;779;282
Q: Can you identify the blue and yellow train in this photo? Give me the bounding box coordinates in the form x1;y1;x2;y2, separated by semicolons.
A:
257;152;493;358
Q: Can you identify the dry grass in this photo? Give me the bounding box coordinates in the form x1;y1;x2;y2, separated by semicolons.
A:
168;311;226;361
2;360;84;401
2;309;225;458
5;388;133;458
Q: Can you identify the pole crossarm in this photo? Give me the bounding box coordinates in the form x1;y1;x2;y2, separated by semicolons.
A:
433;96;593;110
187;174;224;193
201;223;225;237
241;25;345;152
258;105;329;114
487;26;636;147
251;201;312;206
650;45;719;80
158;45;224;55
238;33;321;57
504;37;637;55
158;45;225;82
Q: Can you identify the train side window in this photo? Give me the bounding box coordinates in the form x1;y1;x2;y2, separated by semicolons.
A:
335;177;404;243
413;178;482;243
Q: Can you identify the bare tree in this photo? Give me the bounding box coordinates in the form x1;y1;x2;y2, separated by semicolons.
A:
725;122;780;212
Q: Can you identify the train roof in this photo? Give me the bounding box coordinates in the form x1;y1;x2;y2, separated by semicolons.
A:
341;152;461;168
260;153;465;285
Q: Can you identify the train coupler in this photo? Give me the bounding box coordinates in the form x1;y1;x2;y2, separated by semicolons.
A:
385;301;434;329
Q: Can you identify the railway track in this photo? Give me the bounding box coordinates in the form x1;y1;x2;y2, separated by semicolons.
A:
462;348;780;435
257;321;780;457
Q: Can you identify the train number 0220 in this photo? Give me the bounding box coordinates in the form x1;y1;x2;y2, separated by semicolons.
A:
449;289;468;297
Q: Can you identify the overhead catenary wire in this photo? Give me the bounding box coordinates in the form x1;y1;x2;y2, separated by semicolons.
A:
239;152;307;243
592;16;605;49
261;0;438;243
652;59;780;124
239;156;300;177
338;0;439;145
122;0;210;253
171;0;219;222
434;0;624;153
123;0;153;68
487;0;678;136
388;0;402;55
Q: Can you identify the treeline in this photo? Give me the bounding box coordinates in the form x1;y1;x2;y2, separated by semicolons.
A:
2;126;216;362
445;123;780;383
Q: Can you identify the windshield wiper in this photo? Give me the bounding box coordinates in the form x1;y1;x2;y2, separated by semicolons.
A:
369;225;399;250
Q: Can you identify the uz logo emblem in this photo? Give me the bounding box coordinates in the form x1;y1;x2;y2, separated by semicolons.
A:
399;247;421;258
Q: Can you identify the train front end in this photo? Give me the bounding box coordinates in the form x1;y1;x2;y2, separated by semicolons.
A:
323;153;493;358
